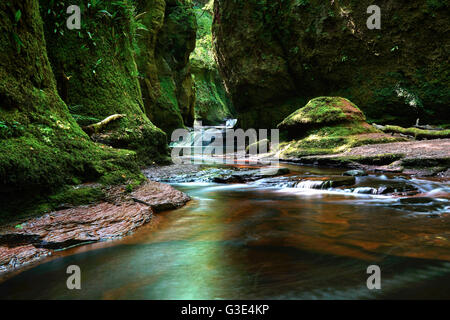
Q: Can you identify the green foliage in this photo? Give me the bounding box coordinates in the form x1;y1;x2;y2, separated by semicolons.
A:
42;0;141;54
190;8;215;70
190;7;234;124
426;0;449;9
40;0;169;163
0;120;25;139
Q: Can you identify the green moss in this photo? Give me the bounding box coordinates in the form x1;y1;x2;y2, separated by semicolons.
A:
135;0;197;135
277;101;406;159
278;97;366;130
311;122;378;137
192;70;235;124
48;186;105;207
402;157;450;168
0;0;155;222
40;0;168;164
381;125;450;140
190;7;234;125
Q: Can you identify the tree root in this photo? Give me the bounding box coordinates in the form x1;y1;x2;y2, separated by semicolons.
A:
83;114;126;136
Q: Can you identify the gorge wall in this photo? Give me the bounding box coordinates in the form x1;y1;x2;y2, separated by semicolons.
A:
0;0;210;216
41;0;169;162
212;0;450;129
0;0;141;199
135;0;197;135
191;0;234;125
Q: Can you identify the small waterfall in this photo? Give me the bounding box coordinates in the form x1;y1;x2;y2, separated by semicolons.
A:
170;119;238;155
409;178;450;193
295;180;325;190
225;118;238;128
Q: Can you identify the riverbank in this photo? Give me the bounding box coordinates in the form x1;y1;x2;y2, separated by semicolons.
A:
1;138;448;275
281;139;450;178
0;180;190;274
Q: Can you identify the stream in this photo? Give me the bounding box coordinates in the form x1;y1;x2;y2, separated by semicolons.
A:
0;163;449;299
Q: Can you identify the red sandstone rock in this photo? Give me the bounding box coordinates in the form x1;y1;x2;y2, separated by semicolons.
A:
131;181;191;212
0;181;190;273
13;202;153;249
0;245;51;273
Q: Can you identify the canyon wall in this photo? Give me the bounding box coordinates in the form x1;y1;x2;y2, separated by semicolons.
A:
213;0;450;129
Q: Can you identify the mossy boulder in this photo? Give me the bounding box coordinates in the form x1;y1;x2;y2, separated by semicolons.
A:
276;97;405;158
213;0;450;128
278;97;366;135
40;0;168;163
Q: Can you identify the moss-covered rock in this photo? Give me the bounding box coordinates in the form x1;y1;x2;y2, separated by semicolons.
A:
276;97;406;157
378;125;450;140
135;0;197;135
0;0;145;219
40;0;168;163
213;0;450;128
278;97;366;134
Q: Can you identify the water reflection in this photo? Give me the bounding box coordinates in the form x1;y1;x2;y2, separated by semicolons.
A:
0;169;449;299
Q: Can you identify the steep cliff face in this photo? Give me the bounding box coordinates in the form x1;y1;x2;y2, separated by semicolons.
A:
136;0;197;135
0;0;139;198
213;0;450;129
41;0;168;163
191;0;234;125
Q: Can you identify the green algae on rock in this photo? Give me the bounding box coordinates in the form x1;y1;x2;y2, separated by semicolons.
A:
377;125;450;140
278;97;366;135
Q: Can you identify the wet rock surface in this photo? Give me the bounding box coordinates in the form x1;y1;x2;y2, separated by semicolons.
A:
0;246;51;274
6;202;153;250
0;181;190;273
131;181;191;212
287;139;450;177
213;168;290;183
145;165;291;184
392;197;450;214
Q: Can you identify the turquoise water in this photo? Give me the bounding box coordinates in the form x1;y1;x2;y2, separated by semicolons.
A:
0;165;449;299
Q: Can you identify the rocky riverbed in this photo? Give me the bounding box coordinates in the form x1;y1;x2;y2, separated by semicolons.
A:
280;139;450;178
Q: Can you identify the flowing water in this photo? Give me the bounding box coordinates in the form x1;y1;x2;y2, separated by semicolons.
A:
0;164;449;299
